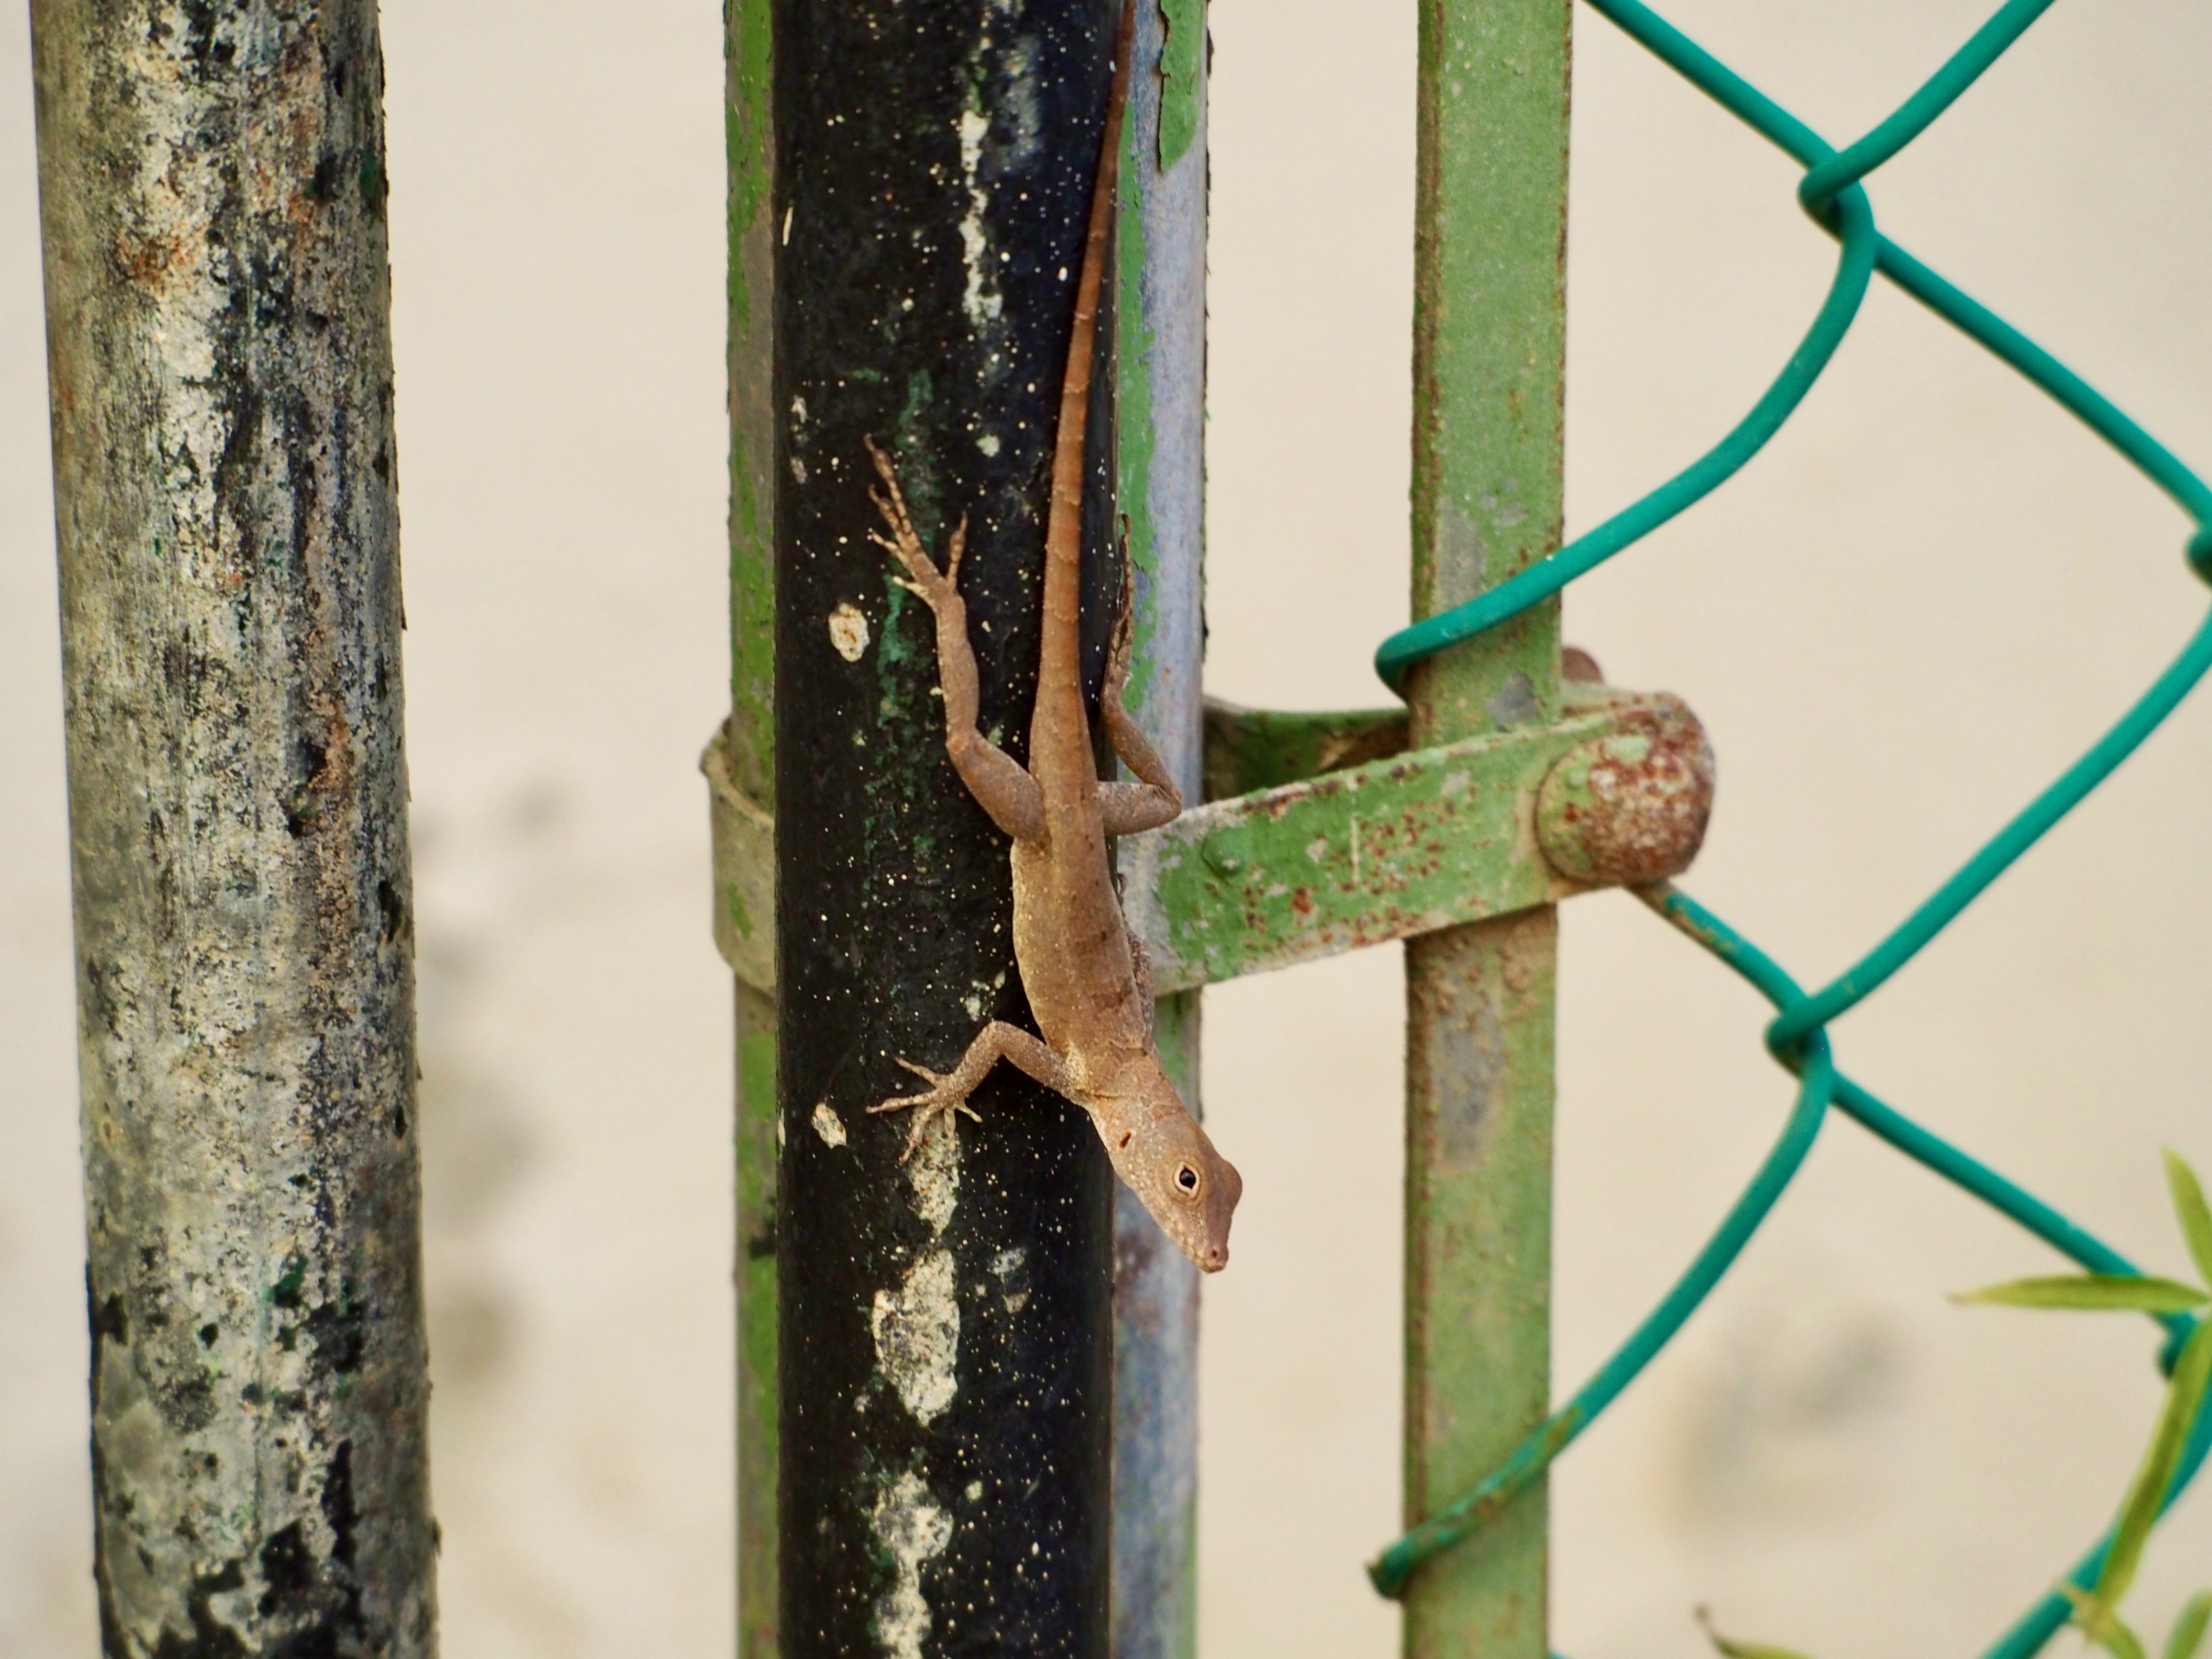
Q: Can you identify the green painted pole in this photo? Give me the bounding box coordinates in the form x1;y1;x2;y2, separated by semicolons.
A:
724;0;778;1653
1400;0;1571;1654
1110;0;1209;1650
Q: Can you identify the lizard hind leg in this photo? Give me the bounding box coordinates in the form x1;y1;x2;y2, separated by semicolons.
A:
871;1019;1080;1161
861;435;1045;843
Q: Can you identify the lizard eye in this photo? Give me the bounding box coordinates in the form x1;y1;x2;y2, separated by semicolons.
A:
1174;1164;1201;1198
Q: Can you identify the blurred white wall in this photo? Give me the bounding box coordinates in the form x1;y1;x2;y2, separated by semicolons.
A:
4;2;2210;1657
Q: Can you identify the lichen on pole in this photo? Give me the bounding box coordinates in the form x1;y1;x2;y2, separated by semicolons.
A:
28;1;436;1653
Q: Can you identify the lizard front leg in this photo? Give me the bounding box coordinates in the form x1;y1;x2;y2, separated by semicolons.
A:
865;435;1045;844
871;1020;1080;1159
1097;551;1184;837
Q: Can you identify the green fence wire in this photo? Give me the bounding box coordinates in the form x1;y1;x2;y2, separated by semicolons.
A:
1363;2;2212;1652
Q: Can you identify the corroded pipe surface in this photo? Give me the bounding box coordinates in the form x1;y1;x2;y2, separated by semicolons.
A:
29;1;435;1652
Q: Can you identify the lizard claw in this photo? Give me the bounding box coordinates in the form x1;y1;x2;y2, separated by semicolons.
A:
895;1100;981;1162
871;1058;983;1161
863;436;969;621
871;1093;983;1162
943;513;969;584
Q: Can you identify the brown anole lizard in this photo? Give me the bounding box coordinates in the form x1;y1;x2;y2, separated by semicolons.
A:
860;0;1243;1272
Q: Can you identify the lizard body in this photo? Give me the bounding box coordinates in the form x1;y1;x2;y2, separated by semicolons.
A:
862;0;1242;1272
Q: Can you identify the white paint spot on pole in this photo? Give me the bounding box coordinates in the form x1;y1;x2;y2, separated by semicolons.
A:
873;1250;959;1424
959;968;1007;1022
812;1102;848;1147
871;1471;953;1659
864;1046;965;1644
906;1113;960;1236
956;105;1004;331
828;602;871;662
992;1244;1030;1315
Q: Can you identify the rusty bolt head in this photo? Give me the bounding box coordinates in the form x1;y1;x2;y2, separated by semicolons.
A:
1561;645;1605;685
1536;697;1715;886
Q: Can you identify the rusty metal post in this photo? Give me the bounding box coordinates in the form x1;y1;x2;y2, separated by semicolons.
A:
27;1;436;1653
1400;0;1571;1655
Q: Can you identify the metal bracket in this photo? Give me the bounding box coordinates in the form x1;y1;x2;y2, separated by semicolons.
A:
702;684;1713;996
702;720;776;993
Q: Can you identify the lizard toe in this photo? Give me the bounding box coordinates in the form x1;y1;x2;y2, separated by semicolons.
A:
897;1100;973;1161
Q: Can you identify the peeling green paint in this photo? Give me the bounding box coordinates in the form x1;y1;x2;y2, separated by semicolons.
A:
724;4;778;1654
735;982;780;1659
1155;0;1203;172
726;0;775;809
1114;122;1165;721
726;0;772;335
1123;697;1667;993
729;443;773;775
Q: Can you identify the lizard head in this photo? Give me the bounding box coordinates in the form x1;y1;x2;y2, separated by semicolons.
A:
1105;1093;1243;1273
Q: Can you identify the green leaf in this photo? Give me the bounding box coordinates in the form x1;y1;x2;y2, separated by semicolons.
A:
1696;1606;1821;1659
2165;1152;2212;1297
2097;1319;2212;1610
1951;1276;2209;1314
2064;1584;2150;1659
2163;1591;2212;1659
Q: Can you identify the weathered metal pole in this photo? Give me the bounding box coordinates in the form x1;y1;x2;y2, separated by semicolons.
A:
1401;1;1571;1656
28;1;435;1655
722;6;1207;1654
1108;2;1209;1655
772;4;1121;1657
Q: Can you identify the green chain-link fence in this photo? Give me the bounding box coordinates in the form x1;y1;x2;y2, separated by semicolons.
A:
1363;1;2212;1653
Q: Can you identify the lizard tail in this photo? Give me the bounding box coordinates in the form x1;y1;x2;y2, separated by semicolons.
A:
1035;0;1136;741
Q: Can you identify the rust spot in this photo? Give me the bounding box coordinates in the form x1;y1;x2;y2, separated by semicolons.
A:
113;230;188;291
1535;696;1715;886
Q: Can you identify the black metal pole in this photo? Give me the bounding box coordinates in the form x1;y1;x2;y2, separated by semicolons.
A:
773;3;1121;1657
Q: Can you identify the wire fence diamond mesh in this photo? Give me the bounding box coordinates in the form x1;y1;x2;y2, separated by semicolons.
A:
1363;3;2212;1652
